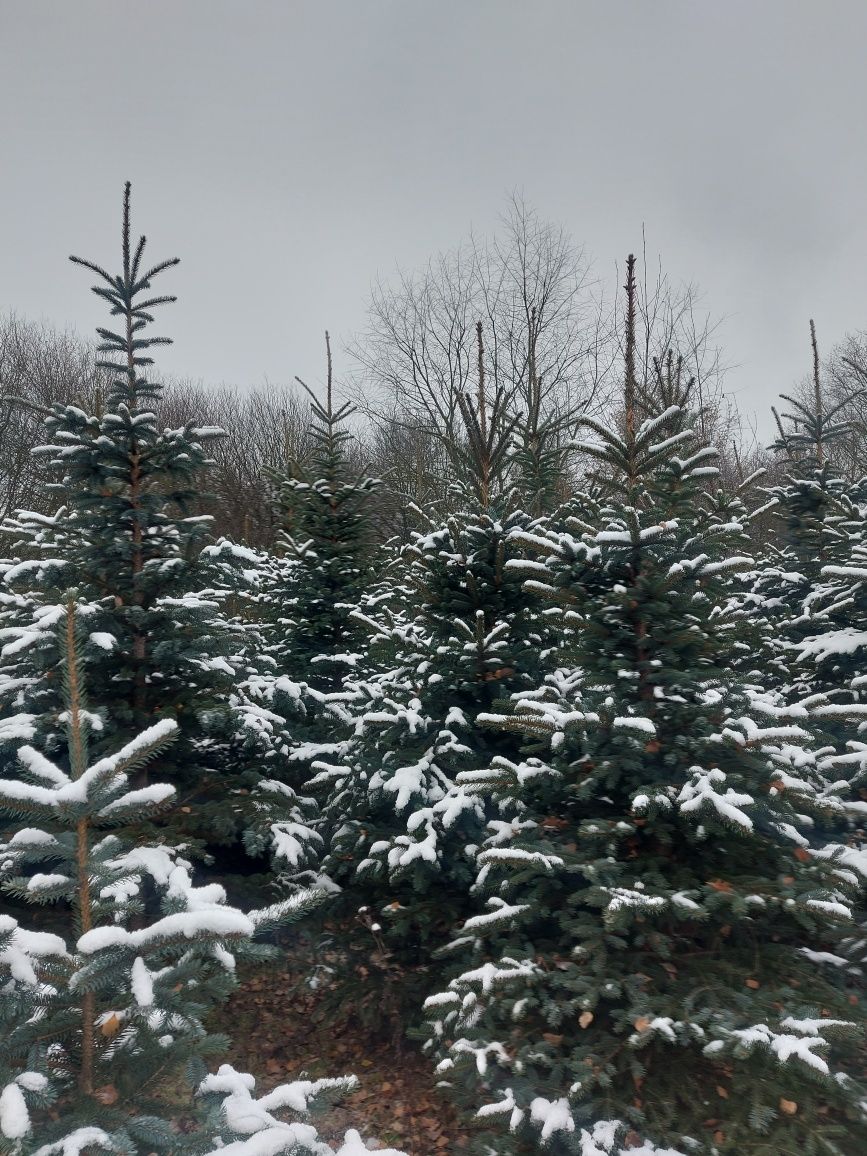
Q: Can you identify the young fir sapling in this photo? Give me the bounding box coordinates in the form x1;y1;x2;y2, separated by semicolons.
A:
0;598;405;1155
0;183;314;860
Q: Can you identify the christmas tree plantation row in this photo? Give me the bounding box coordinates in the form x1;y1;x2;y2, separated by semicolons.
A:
0;191;865;1156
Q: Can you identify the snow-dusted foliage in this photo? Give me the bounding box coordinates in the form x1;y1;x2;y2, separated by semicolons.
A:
311;502;545;978
0;598;402;1156
422;287;867;1155
740;384;867;708
4;190;867;1156
730;384;867;978
0;186;309;850
196;1066;407;1155
301;346;561;1022
265;348;381;693
228;350;385;882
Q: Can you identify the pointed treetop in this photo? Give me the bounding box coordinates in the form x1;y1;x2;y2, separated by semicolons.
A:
70;181;179;306
294;330;356;429
810;319;824;465
325;329;333;417
68;182;180;409
771;319;861;468
623;253;638;449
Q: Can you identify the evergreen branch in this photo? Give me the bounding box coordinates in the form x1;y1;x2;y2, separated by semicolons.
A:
138;256;181;286
68;254;116;285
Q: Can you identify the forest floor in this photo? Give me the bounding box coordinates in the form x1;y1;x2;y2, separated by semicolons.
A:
219;949;471;1154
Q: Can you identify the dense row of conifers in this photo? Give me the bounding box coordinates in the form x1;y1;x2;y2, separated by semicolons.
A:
0;193;865;1155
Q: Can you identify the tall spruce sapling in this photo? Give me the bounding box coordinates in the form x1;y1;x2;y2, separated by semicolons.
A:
786;348;867;970
0;598;406;1156
0;184;311;853
240;337;384;882
422;259;867;1156
309;322;553;1025
789;347;867;699
638;348;768;681
744;321;865;701
267;333;380;691
802;518;867;972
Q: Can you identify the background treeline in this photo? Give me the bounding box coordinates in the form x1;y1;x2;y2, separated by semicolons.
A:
6;199;841;547
2;193;867;1156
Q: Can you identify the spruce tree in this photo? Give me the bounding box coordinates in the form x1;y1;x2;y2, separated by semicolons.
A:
309;323;549;1023
0;598;406;1155
266;333;380;691
422;261;867;1155
237;338;384;884
780;351;867;972
745;322;864;704
0;184;312;855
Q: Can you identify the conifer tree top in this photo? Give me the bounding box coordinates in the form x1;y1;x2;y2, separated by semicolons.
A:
70;181;179;412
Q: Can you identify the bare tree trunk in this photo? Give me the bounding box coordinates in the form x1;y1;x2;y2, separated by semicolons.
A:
810;318;824;465
66;601;95;1096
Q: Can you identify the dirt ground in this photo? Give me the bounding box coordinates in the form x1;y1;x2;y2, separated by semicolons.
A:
219;957;471;1153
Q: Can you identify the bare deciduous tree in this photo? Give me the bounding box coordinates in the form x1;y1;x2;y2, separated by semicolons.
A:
0;212;770;550
348;196;600;507
0;314;312;547
0;313;107;522
157;380;313;546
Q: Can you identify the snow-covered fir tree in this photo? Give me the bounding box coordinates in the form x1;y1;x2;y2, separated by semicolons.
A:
773;351;867;716
237;337;386;884
0;184;311;856
308;324;554;1021
0;597;407;1156
798;515;867;973
421;262;867;1156
266;334;380;691
742;323;866;704
775;355;867;970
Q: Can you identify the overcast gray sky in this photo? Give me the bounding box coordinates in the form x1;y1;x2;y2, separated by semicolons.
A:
2;0;866;438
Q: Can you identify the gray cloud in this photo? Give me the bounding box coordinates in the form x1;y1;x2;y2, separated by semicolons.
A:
2;0;866;438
